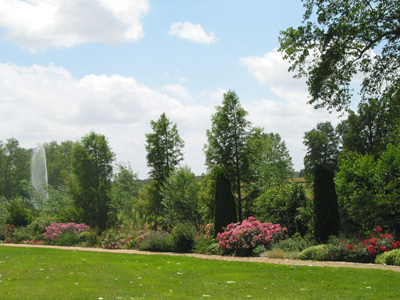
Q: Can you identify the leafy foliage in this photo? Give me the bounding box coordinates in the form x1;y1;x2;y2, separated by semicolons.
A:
68;132;115;232
214;166;237;236
279;0;400;112
161;166;200;227
254;182;312;236
145;113;184;224
205;90;251;221
313;164;340;243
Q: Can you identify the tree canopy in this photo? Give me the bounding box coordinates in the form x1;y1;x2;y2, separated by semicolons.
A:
279;0;400;112
204;90;251;221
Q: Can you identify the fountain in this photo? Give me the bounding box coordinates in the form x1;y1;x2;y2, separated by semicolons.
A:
31;144;48;200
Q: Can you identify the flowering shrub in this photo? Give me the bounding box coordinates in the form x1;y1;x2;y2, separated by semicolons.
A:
0;224;15;242
101;233;126;249
194;223;216;254
217;217;288;256
360;226;400;255
43;222;89;242
298;226;400;263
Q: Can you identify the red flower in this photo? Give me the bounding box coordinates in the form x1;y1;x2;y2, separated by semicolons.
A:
375;226;382;232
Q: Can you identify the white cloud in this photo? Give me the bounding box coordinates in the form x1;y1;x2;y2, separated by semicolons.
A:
169;22;218;45
0;62;216;178
240;49;345;170
0;0;149;51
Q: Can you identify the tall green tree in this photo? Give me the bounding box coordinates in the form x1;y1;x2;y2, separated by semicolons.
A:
313;164;340;243
0;138;30;199
161;166;200;227
145;113;184;223
279;0;400;112
303;121;339;180
214;166;237;236
69;132;115;232
204;90;251;221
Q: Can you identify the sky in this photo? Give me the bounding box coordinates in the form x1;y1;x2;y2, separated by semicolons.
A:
0;0;345;179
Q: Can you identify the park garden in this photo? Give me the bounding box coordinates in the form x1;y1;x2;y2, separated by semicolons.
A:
1;1;400;298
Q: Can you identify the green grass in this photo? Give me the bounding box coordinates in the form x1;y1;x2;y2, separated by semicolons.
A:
1;246;400;299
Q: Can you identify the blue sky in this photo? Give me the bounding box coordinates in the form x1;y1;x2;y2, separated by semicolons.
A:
0;0;343;178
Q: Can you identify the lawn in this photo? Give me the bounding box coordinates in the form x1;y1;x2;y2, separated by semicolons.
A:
1;246;400;299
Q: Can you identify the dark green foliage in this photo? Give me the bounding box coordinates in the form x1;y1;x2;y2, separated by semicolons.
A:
336;143;400;236
254;182;313;236
6;201;32;226
214;167;237;236
205;90;251;221
145;113;184;225
170;223;198;253
68;132;115;233
313;164;340;243
303;122;340;181
279;0;400;112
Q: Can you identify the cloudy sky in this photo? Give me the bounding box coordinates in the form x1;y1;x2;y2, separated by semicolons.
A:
0;0;344;179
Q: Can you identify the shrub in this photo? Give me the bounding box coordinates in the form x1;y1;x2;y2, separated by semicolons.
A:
170;223;198;253
78;230;99;247
0;224;15;242
138;231;173;252
214;167;237;236
298;245;327;261
272;233;316;252
193;223;215;254
101;232;126;249
376;249;400;266
313;164;340;243
217;217;288;256
43;222;89;245
6;202;32;227
266;249;286;259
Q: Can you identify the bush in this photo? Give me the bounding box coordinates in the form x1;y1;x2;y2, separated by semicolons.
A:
217;217;288;256
101;232;126;249
0;224;16;242
78;230;99;247
193;223;215;254
43;222;90;245
272;233;316;252
376;249;400;266
170;223;198;253
138;231;173;252
6;202;32;227
298;245;327;261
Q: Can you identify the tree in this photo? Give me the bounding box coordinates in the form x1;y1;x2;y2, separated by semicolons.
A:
246;128;294;192
336;144;400;236
204;90;251;221
69;132;115;232
341;98;400;157
279;0;400;112
214;166;237;236
313;164;340;243
145;113;184;221
161;166;200;227
110;163;139;224
0;138;30;199
303;121;340;180
254;182;312;236
45;140;73;189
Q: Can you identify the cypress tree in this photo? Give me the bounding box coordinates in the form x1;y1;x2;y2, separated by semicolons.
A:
214;166;237;236
313;164;340;243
